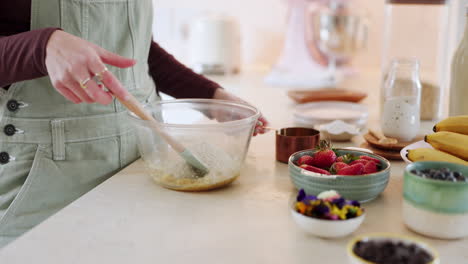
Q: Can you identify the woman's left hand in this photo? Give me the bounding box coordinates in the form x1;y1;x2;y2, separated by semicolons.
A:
213;88;269;136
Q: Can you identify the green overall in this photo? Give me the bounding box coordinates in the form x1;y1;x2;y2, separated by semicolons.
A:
0;0;156;247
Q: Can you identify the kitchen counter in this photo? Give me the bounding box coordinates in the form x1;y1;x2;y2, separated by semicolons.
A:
0;69;467;263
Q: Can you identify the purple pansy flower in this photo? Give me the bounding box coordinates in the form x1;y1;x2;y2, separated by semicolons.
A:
303;195;317;204
315;203;330;215
297;189;306;202
332;197;346;209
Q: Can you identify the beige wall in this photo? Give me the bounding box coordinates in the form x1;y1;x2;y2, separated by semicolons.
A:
153;0;463;70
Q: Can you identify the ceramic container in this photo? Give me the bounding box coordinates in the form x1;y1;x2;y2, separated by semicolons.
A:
403;161;468;239
347;233;440;264
289;149;391;202
315;120;361;141
188;15;240;75
291;209;365;238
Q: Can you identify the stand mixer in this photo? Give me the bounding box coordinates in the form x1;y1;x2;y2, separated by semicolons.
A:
265;0;368;89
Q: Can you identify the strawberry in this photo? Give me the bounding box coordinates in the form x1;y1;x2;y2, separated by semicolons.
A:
297;155;314;166
363;161;378;174
336;154;358;164
311;140;337;169
360;155;380;165
300;164;331;175
337;163;365;175
331;162;349;174
349;159;369;166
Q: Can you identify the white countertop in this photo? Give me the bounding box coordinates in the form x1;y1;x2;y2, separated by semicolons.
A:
0;69;467;263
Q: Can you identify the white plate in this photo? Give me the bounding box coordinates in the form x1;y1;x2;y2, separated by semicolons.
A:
294;101;368;127
400;140;433;164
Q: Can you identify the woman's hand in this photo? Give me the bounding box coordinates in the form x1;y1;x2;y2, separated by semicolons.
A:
213;88;269;136
45;30;134;104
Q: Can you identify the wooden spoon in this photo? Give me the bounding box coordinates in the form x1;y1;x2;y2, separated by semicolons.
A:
369;129;398;145
117;94;209;177
262;126;278;131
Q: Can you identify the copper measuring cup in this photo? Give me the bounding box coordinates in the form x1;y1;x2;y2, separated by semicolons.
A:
275;127;320;163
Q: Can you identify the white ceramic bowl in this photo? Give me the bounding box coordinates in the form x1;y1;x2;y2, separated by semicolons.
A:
291;209;365;238
347;233;440;264
315;120;362;141
293;101;368;130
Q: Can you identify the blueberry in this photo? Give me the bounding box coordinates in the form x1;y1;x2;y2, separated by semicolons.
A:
433;172;443;180
447;175;457;182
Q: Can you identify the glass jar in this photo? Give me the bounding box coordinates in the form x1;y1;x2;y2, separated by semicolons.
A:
449;7;468;116
381;59;422;142
382;0;451;121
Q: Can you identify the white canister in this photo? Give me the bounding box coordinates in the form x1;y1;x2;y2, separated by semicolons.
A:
187;14;241;75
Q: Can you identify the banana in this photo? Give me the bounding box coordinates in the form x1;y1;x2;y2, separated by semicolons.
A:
433;115;468;135
425;131;468;161
407;148;468;166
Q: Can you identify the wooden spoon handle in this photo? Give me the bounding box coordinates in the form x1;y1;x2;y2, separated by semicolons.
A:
117;94;186;154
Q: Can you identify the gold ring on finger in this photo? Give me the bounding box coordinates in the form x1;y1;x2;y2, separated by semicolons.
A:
79;77;91;89
93;67;108;83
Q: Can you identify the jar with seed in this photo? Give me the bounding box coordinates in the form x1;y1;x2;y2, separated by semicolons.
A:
381;58;421;142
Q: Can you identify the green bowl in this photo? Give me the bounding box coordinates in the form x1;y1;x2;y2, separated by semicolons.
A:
288;149;391;203
403;162;468;239
404;162;468;214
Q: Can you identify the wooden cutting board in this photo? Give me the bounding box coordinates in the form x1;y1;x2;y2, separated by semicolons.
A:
360;142;403;160
363;132;424;151
288;89;367;104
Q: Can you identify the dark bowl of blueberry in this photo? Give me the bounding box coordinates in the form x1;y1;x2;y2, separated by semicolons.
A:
403;161;468;239
347;233;439;264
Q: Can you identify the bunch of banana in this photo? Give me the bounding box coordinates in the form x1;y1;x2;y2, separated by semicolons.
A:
407;115;468;166
407;148;468;166
433;115;468;134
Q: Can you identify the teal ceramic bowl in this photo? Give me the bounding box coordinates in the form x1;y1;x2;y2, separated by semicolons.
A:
288;149;391;202
403;161;468;239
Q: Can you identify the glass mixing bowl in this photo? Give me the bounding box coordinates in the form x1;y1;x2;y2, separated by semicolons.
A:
128;99;260;191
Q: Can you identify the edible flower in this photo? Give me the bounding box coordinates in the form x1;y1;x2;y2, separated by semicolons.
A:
297;189;306;202
317;190;340;201
331;197;346;209
294;189;364;221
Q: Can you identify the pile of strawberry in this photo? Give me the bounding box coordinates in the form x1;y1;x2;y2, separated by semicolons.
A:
295;140;382;176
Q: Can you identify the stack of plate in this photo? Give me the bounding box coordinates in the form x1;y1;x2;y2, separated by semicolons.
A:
293;101;368;141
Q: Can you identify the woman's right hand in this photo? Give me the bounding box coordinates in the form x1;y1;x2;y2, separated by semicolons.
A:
45;30;135;104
